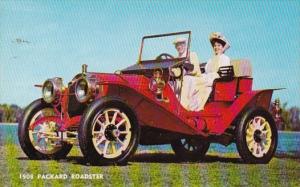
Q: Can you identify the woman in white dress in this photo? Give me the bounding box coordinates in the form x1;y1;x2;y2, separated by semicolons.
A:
194;32;231;110
204;32;231;86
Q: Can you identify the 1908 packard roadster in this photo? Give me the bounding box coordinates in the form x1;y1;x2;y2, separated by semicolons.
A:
18;31;278;164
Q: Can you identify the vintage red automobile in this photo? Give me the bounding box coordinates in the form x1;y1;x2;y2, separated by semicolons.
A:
18;31;278;164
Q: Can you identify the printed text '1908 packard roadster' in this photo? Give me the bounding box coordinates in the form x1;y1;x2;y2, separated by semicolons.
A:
18;31;278;164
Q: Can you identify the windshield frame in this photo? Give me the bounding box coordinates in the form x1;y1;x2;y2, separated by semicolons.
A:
137;31;191;64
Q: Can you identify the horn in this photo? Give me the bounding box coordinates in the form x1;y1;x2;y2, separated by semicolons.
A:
82;64;88;75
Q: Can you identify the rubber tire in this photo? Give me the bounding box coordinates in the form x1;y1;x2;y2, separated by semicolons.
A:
236;107;278;164
171;138;210;161
18;99;73;160
78;97;140;165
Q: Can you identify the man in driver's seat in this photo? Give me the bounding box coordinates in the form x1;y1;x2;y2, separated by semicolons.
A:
171;38;208;111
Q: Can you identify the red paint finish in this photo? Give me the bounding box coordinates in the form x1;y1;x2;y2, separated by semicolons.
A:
238;77;253;93
255;90;273;109
214;79;238;101
87;73;276;136
216;90;274;134
88;73;270;136
40;71;275;139
30;88;81;131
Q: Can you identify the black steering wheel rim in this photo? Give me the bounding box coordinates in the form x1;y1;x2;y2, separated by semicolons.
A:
156;53;174;61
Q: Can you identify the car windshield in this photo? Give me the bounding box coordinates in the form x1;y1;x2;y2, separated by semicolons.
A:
139;31;190;62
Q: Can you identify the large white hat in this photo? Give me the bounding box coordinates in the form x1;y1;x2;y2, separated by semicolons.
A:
209;32;230;50
173;37;187;45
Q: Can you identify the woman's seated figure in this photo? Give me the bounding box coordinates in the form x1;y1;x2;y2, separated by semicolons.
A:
204;32;231;86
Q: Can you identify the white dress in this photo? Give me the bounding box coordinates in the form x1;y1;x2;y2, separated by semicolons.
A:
191;53;231;109
171;52;208;111
204;54;231;86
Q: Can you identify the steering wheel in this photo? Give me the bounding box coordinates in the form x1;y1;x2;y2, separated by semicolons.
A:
156;53;174;61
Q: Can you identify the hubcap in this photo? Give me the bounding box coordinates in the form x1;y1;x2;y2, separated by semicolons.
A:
104;124;118;141
92;108;132;159
28;108;61;154
253;130;262;143
245;116;272;158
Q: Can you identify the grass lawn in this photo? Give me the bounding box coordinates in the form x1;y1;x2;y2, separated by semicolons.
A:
1;137;299;187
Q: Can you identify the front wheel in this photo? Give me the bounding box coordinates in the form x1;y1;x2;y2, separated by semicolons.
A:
171;138;210;161
236;107;278;164
78;97;140;165
18;99;72;159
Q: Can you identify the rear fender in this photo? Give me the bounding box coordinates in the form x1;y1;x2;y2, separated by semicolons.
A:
221;90;274;132
252;90;274;110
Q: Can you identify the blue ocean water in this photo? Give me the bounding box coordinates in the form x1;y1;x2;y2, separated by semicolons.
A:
1;123;299;157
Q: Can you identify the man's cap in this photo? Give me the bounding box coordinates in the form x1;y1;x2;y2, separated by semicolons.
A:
173;37;187;45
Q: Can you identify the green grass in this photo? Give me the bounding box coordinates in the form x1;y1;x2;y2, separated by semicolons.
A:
4;136;23;187
1;140;300;187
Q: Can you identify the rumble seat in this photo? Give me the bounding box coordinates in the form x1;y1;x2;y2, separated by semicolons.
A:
211;59;253;102
230;59;252;77
200;59;252;77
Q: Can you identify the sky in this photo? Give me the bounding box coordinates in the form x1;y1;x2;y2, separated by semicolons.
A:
0;0;299;108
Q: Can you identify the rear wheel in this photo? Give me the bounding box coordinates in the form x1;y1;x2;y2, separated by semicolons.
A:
236;107;278;163
171;138;209;161
78;98;140;165
18;99;72;159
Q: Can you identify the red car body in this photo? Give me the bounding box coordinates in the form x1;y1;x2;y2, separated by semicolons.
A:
30;59;273;146
81;69;273;143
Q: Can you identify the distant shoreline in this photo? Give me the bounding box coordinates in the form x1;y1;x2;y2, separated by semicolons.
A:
0;123;18;126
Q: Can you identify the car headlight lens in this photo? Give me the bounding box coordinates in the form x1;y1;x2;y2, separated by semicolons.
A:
43;80;54;103
75;78;95;103
42;78;63;103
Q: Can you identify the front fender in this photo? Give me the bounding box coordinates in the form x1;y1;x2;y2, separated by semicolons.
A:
96;83;199;135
